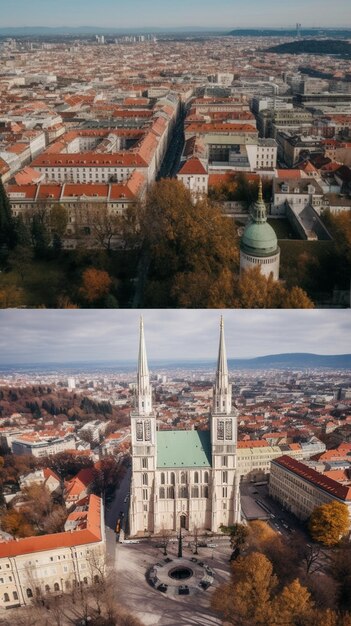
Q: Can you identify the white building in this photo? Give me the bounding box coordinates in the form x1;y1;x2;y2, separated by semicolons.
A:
12;434;76;458
269;455;351;522
129;318;241;536
0;495;105;609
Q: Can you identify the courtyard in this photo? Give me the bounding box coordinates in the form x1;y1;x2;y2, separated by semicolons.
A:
114;536;232;626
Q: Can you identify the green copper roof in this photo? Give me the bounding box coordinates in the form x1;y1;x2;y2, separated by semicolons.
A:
241;221;279;257
157;430;212;468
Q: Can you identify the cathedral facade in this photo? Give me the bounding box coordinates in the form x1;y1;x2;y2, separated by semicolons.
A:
129;318;241;536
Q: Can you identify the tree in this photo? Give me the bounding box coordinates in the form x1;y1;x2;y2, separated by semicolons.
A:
31;212;50;258
271;579;313;625
79;268;112;303
220;522;249;557
309;501;349;547
140;179;239;307
50;204;68;239
232;266;314;309
212;552;277;625
0;176;17;258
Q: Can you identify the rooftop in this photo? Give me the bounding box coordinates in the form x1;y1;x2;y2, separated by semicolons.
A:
157;430;212;468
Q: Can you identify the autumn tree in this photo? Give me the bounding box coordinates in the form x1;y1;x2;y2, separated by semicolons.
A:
309;500;349;547
212;551;277;625
271;578;313;625
79;268;112;303
0;508;34;537
232;266;314;308
140;179;239;307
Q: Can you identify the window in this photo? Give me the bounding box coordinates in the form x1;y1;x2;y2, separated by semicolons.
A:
222;471;228;484
143;488;148;500
217;421;224;440
203;485;209;498
54;583;60;592
136;421;143;441
26;588;33;598
222;486;227;498
204;471;209;483
225;421;232;440
142;457;148;469
12;590;18;601
159;487;165;499
170;472;175;485
144;420;151;441
192;486;199;498
142;473;148;486
4;593;9;602
161;472;165;485
180;471;186;484
179;486;187;498
222;456;228;467
194;471;199;484
167;486;175;499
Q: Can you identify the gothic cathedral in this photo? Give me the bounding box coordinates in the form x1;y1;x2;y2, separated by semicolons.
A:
129;318;241;536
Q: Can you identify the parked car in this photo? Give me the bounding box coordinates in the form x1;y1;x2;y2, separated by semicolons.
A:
207;543;218;548
178;585;190;595
157;583;168;593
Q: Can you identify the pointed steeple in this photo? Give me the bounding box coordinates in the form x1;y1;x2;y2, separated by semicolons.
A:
213;317;232;415
136;316;152;415
251;177;267;224
216;316;228;391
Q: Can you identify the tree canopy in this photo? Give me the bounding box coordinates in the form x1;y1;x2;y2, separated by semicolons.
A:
309;500;350;547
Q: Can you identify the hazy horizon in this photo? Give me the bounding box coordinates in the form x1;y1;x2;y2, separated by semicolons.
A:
1;0;350;29
0;310;350;365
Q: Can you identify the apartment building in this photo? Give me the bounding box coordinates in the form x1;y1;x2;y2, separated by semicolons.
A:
269;455;351;521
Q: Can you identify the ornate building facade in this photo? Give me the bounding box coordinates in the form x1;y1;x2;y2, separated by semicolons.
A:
129;318;241;536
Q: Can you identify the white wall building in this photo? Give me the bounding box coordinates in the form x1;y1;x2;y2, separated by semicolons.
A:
129;318;241;536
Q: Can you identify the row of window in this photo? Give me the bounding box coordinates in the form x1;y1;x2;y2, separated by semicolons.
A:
159;485;209;499
2;576;100;603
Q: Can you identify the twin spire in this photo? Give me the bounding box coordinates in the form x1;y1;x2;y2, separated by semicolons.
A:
137;316;231;417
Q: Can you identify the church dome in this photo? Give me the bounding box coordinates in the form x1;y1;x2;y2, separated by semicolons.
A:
240;221;278;257
240;180;279;258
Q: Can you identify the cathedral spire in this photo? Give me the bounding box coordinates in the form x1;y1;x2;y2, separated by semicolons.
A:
216;316;229;391
137;316;152;415
213;317;232;415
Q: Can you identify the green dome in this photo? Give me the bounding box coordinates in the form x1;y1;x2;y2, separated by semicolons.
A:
240;221;279;257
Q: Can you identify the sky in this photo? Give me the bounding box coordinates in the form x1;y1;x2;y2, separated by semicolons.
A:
0;309;350;365
0;0;350;29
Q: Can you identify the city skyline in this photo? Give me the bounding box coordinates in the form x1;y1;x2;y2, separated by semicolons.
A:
1;0;350;29
0;310;350;365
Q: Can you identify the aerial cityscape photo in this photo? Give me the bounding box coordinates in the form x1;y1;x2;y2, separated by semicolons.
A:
0;308;350;625
0;0;350;308
0;0;351;625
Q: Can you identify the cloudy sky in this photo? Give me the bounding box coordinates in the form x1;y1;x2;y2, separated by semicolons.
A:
0;310;350;365
1;0;349;29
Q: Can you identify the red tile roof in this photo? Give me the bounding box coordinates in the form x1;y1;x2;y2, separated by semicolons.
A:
0;495;102;558
273;455;351;501
178;157;207;176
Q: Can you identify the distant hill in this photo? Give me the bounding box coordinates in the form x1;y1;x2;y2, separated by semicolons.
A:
267;39;351;58
229;353;351;369
1;353;350;373
228;29;351;38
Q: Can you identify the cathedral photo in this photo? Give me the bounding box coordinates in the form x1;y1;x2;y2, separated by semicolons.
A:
130;317;241;536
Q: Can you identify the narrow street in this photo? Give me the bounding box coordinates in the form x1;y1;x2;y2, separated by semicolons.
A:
105;464;132;567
